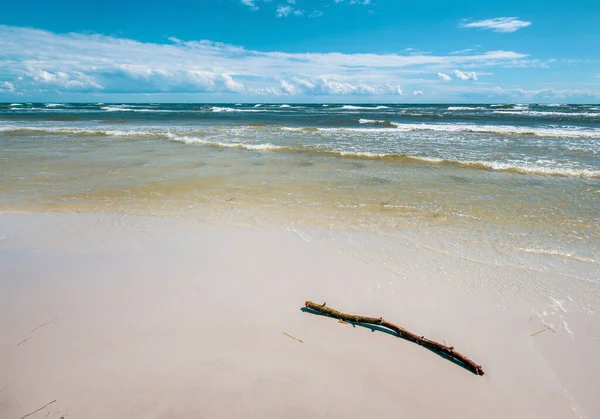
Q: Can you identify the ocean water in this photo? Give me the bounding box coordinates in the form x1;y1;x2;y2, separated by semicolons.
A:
1;103;599;260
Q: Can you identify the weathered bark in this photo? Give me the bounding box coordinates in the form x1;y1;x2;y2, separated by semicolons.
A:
305;301;484;376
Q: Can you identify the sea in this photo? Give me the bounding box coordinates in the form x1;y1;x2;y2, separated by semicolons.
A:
1;102;599;261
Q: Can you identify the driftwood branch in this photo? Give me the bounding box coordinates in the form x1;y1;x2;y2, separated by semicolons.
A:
305;301;484;376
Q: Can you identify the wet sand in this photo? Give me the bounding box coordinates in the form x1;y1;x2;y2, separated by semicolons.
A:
1;212;599;418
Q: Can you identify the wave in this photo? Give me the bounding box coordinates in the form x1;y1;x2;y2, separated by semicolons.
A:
0;126;168;138
10;103;23;106
3;125;598;178
45;103;65;108
101;105;136;112
358;119;397;127
509;247;600;265
99;105;166;113
211;106;269;113
493;110;599;117
305;123;600;139
279;104;292;108
165;133;284;151
340;105;390;110
447;106;486;111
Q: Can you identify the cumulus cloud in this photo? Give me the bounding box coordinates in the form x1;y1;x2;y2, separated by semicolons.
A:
460;17;531;33
438;72;452;81
413;90;423;96
276;6;292;17
336;0;372;4
453;70;477;80
276;5;304;17
240;0;259;11
280;77;402;96
468;86;600;102
0;25;560;99
1;81;15;92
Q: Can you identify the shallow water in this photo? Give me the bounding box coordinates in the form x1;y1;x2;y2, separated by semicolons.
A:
1;103;599;260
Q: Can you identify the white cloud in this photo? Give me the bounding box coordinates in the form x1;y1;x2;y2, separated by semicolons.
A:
241;0;259;11
451;48;475;55
413;90;423;96
280;77;402;96
335;0;372;5
0;25;570;100
460;17;531;33
280;80;297;95
276;6;292;17
437;72;452;81
1;81;15;92
309;10;323;18
276;5;304;17
453;70;477;80
469;86;600;102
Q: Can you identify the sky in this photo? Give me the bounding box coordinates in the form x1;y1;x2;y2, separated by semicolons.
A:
1;0;599;103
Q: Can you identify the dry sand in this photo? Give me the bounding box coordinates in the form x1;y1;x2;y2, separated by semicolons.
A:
1;212;599;418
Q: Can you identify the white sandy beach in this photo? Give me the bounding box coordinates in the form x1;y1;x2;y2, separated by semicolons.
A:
1;212;599;418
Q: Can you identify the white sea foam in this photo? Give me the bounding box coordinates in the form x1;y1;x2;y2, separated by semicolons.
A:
101;105;135;112
447;106;486;111
166;133;283;151
340;105;390;110
10;103;23;106
45;103;65;108
279;104;292;108
358;119;394;124
0;125;166;138
337;152;600;178
510;247;600;264
308;123;600;139
211;106;268;113
494;110;599;117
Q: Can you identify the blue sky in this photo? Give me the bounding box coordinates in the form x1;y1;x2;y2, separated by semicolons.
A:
1;0;599;103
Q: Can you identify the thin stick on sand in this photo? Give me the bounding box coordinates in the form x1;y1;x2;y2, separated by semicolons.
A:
304;301;485;376
21;400;56;419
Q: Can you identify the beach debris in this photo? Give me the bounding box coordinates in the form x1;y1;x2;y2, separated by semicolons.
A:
531;325;555;337
304;301;485;376
283;332;304;343
17;317;60;346
16;337;32;346
21;400;56;419
30;317;59;333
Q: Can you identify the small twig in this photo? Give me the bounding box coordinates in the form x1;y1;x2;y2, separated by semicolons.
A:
30;317;59;333
21;400;56;419
531;326;554;337
17;337;32;346
283;332;304;343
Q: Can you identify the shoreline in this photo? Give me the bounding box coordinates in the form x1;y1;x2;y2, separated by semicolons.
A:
1;212;599;418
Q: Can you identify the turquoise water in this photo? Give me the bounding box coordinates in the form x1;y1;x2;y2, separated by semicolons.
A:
1;103;599;260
